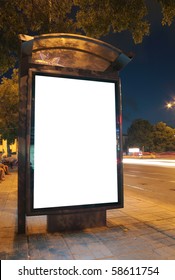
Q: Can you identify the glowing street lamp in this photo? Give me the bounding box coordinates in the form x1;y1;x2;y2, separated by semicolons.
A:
166;99;175;109
166;102;173;109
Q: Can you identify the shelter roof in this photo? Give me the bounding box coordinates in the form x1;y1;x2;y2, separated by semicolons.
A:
19;33;132;72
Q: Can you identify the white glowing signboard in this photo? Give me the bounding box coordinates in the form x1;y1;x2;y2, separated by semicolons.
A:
31;74;118;210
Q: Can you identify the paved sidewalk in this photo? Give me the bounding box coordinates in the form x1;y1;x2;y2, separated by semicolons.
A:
0;169;175;260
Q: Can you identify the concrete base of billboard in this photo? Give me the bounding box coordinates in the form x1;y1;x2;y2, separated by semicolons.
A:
47;210;106;232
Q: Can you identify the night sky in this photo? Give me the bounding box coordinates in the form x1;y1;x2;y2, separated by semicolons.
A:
102;1;175;133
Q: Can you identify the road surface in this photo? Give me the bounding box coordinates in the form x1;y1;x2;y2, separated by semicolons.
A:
123;158;175;208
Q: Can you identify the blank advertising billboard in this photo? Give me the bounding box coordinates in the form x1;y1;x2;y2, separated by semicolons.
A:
29;73;120;212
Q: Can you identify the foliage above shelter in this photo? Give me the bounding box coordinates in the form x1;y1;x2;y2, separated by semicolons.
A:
74;0;150;43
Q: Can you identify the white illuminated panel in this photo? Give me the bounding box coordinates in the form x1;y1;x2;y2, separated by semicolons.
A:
33;75;118;209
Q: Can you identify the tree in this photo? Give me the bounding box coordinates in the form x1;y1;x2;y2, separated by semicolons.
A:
0;0;75;75
75;0;175;42
126;119;175;152
74;0;150;42
152;122;175;152
1;0;175;75
158;0;175;27
0;69;19;154
126;119;153;151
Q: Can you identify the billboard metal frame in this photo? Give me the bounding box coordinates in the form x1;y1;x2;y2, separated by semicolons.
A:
26;69;123;216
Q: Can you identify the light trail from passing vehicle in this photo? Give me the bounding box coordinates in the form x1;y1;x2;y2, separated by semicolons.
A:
123;158;175;168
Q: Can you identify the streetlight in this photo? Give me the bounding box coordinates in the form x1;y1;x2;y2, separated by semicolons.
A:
166;99;175;109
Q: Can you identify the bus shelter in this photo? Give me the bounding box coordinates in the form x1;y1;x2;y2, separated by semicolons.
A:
18;33;132;233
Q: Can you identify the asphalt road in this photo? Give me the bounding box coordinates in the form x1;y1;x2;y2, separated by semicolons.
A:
123;159;175;208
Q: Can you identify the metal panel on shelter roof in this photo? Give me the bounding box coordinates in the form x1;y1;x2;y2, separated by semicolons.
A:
19;33;132;72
